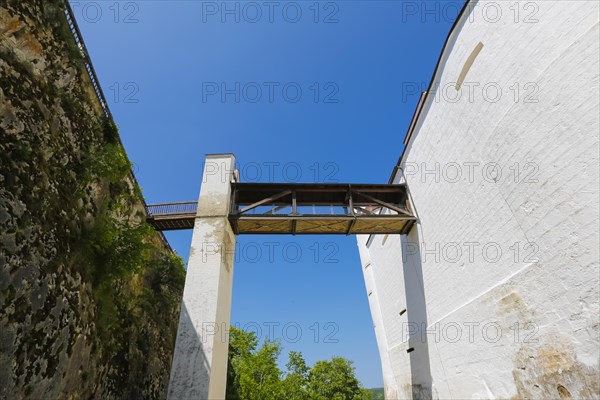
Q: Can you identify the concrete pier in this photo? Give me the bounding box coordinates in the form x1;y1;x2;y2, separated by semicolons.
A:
167;154;237;400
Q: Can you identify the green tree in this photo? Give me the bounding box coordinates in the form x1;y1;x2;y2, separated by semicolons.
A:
227;327;258;400
226;327;371;400
281;351;309;400
307;357;371;400
227;327;282;400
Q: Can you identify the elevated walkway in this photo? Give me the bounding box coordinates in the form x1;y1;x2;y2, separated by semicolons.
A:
146;183;415;235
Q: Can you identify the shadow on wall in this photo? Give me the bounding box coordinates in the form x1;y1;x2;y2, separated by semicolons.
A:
167;303;211;399
401;229;433;400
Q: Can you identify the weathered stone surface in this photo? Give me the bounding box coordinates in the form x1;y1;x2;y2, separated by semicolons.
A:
0;1;184;399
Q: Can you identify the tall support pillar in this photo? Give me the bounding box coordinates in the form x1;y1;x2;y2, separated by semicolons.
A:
168;154;237;400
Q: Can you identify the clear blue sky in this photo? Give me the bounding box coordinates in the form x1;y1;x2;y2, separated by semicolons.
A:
71;0;458;388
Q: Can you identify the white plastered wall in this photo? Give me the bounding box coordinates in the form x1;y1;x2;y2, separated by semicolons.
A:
358;1;600;398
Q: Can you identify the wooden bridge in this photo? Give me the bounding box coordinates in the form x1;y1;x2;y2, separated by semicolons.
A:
146;183;416;235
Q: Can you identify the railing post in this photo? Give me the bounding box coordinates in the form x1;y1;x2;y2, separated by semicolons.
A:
292;190;297;215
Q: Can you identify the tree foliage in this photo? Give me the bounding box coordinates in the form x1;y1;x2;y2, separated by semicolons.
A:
226;327;372;400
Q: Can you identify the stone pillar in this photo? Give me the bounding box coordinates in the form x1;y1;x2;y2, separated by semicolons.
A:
167;154;237;400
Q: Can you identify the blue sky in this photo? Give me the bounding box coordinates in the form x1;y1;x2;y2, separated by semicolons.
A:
71;0;458;388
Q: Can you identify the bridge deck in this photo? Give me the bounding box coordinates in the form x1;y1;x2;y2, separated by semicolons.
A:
146;183;416;235
146;202;197;231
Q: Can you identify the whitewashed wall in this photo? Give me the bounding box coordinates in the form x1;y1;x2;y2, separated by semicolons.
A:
358;1;600;398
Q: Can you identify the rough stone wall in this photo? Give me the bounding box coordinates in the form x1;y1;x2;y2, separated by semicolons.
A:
358;1;600;399
0;1;185;399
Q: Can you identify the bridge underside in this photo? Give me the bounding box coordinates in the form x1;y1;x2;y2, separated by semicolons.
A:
146;183;416;235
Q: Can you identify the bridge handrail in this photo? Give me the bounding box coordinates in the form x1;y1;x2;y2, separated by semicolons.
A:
146;202;198;217
64;2;112;119
63;3;178;251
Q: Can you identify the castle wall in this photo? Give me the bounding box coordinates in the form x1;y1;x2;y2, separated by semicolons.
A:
0;2;185;398
358;1;600;398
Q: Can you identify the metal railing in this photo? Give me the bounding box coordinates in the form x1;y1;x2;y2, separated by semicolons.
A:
64;2;112;119
146;202;198;217
62;2;175;251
